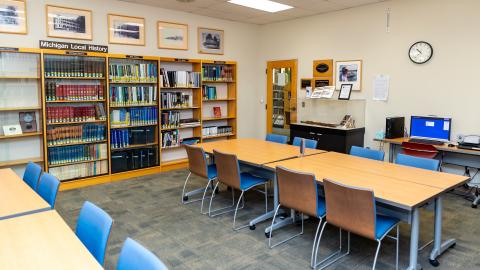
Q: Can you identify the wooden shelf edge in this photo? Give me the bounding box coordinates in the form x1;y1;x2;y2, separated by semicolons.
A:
0;106;42;111
0;132;42;140
111;143;158;151
0;157;43;167
202;133;235;139
47;100;105;103
47;140;107;148
202;116;236;121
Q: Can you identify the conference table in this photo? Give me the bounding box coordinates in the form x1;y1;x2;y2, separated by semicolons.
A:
0;168;51;220
264;152;469;270
0;210;103;270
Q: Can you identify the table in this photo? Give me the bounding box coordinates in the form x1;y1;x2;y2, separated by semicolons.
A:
0;210;103;270
196;138;325;228
0;168;51;220
264;153;469;270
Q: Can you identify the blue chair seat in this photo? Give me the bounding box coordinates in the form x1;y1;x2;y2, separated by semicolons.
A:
207;164;217;179
317;197;326;217
375;215;399;239
240;172;268;190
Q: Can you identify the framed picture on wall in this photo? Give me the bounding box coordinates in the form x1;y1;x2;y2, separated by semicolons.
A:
158;21;188;50
198;27;224;55
108;14;145;46
46;5;92;40
0;0;27;34
335;60;362;91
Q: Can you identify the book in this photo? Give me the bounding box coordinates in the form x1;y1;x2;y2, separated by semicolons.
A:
110;85;157;106
44;55;104;78
47;124;105;145
202;64;233;81
213;107;222;118
46;105;101;123
160;69;201;88
46;81;104;101
161;92;192;109
109;62;157;83
202;85;217;100
49;160;108;181
161;130;179;148
110;107;158;127
202;125;233;137
48;143;107;165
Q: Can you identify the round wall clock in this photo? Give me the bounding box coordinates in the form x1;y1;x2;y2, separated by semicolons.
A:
409;41;433;64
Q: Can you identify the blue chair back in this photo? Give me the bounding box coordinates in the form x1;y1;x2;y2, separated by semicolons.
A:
37;173;60;209
23;161;42;190
395;153;439;171
76;201;113;265
117;238;168;270
266;133;288;144
350;146;385;161
292;137;318;149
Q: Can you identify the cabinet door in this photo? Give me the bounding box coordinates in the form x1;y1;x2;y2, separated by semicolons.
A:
316;133;346;153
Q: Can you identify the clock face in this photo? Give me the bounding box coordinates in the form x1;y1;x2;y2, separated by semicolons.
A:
23;113;33;122
409;41;433;64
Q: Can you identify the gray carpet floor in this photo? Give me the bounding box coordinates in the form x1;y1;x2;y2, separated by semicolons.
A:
56;169;480;269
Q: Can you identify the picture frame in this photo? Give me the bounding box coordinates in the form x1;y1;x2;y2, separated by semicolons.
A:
108;14;145;46
0;0;27;34
198;27;224;55
158;21;188;50
338;84;353;100
335;60;362;91
46;5;92;40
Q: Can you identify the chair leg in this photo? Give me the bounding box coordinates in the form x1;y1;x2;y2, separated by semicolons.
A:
310;218;323;268
181;172;192;204
372;240;382;270
209;183;241;217
314;225;350;270
395;225;399;270
233;191;247;230
268;204;281;248
200;179;215;214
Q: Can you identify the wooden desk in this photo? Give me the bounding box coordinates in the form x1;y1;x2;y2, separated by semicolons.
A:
0;210;102;270
0;168;50;220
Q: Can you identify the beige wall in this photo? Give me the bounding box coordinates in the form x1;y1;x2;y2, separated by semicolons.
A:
258;0;480;146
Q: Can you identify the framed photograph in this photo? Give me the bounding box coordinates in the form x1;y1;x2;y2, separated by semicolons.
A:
0;0;27;34
198;27;224;55
335;60;362;91
158;21;188;50
46;5;92;40
108;14;145;46
338;84;353;100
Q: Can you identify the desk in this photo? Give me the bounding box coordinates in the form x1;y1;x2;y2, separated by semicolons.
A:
264;153;468;270
0;168;51;220
0;210;103;270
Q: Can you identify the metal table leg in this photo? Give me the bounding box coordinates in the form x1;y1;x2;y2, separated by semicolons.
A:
389;143;395;163
429;196;456;267
407;208;422;270
261;173;293;235
249;171;284;228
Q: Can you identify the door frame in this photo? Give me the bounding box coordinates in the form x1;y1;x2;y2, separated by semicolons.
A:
266;59;298;134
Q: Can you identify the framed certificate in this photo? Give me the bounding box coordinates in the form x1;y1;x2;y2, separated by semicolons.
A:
338;84;353;100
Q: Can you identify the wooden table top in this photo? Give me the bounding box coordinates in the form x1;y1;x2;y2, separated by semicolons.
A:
196;138;325;165
377;137;480;156
0;168;50;219
264;154;462;210
0;210;103;270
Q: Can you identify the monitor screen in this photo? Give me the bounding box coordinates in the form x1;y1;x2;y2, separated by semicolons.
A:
410;116;451;141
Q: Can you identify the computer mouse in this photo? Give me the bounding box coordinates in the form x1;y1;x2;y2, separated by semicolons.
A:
448;143;455;147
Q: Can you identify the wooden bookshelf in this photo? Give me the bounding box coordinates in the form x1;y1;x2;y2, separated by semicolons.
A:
45;77;106;80
0;106;42;112
0;132;43;140
0;157;43;168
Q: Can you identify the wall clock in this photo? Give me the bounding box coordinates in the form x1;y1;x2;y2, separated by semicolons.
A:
409;41;433;64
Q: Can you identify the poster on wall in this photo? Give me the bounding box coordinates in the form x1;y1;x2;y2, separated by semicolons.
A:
335;60;362;91
46;5;92;40
158;21;188;50
108;14;145;46
0;0;27;34
198;27;224;55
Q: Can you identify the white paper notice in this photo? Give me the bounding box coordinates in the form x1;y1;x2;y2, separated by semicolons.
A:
373;75;390;101
277;73;287;86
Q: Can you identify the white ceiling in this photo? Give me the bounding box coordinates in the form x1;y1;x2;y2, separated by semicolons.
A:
118;0;386;25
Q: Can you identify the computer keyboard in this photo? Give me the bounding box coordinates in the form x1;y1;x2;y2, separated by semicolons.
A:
408;138;445;145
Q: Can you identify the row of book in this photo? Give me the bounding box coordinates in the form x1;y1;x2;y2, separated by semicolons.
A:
202;65;234;81
161;111;180;129
110;86;157;106
110;127;155;150
46;104;107;123
161;130;179;148
109;63;157;82
202;126;233;137
202;85;218;100
45;82;105;101
48;143;108;165
49;160;108;181
46;124;106;146
44;56;105;78
111;148;158;173
111;107;158;127
160;69;201;88
161;92;192;109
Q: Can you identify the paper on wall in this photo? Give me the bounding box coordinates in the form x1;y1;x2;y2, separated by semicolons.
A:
373;75;390;101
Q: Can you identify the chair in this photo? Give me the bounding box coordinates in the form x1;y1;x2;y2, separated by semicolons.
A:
23;161;42;190
209;150;269;230
401;141;438;159
36;173;60;209
117;238;168;270
395;153;440;171
350;146;385;161
76;201;113;265
292;137;318;149
266;133;288;144
270;166;326;268
182;145;217;214
314;179;399;270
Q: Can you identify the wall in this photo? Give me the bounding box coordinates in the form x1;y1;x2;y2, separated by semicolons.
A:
258;0;480;147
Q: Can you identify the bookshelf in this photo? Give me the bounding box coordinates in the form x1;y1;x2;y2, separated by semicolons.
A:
0;48;44;176
42;50;109;182
108;55;160;174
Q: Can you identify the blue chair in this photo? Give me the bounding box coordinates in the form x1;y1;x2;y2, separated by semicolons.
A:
314;179;399;270
23;161;42;190
266;133;288;144
76;201;113;265
117;238;168;270
395;153;439;171
37;173;60;209
350;146;385;161
209;150;269;230
292;137;318;149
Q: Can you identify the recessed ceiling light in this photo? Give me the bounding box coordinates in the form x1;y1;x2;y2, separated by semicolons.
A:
228;0;293;13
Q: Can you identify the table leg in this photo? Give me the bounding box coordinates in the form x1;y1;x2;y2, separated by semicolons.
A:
261;173;294;234
389;143;395;163
407;208;421;270
249;172;284;228
429;196;456;266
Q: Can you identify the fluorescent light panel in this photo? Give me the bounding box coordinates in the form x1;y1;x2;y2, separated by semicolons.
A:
228;0;293;13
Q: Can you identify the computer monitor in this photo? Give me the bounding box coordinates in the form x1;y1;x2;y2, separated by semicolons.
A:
410;116;451;142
